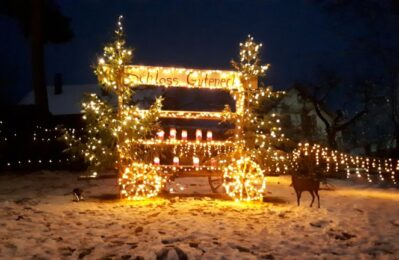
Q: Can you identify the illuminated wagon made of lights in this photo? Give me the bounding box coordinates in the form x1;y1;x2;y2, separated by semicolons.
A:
118;65;267;201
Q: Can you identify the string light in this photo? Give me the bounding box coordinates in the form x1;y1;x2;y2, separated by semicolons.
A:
291;143;398;184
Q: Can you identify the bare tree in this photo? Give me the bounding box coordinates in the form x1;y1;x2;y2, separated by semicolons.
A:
313;0;399;153
296;69;367;149
0;0;73;114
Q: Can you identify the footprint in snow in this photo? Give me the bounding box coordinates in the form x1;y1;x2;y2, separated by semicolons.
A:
135;226;144;233
126;242;138;249
390;220;399;227
59;246;76;257
78;247;95;259
309;220;331;228
327;229;356;241
156;245;188;260
111;240;124;246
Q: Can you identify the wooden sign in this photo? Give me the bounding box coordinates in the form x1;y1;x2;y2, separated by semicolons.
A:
123;65;242;90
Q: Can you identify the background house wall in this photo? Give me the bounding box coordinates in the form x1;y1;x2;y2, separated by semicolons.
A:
269;87;343;147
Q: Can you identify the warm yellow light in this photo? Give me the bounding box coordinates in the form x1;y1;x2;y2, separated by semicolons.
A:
173;156;179;166
196;129;202;141
193;156;200;167
154;156;160;165
157;130;164;140
119;163;164;200
206;130;213;141
181;130;188;140
169;128;177;140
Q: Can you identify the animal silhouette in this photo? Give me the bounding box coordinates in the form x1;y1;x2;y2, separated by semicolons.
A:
291;175;320;208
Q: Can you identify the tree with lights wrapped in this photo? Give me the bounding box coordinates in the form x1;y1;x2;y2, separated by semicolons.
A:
227;35;289;173
220;35;290;201
64;16;163;186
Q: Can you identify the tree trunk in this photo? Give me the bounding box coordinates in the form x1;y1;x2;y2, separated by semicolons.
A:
394;129;399;157
31;0;49;115
327;129;338;150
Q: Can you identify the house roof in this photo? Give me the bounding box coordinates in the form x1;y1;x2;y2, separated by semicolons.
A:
19;84;102;115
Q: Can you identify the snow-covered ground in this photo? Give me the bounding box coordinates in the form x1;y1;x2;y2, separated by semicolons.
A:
0;171;398;259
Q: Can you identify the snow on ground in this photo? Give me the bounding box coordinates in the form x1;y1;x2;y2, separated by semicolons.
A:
0;171;398;259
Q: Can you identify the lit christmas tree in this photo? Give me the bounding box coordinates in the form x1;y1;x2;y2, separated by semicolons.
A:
63;16;163;181
228;35;288;174
218;35;289;201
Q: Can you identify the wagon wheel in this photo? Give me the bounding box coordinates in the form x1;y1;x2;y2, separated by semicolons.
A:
119;163;164;200
223;157;266;201
208;176;224;193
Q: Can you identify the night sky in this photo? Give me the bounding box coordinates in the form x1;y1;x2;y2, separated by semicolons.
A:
0;0;352;105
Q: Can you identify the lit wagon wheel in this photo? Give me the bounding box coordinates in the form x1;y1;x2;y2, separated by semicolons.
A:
223;157;266;201
119;162;164;200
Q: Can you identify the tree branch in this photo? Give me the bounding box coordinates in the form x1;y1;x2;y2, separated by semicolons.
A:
313;102;330;128
336;110;366;131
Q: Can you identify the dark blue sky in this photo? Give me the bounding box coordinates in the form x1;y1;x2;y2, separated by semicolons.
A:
1;0;350;104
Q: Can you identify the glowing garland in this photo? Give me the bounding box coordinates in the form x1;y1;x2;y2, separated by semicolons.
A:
139;110;235;121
